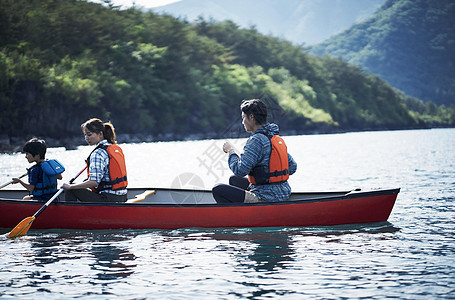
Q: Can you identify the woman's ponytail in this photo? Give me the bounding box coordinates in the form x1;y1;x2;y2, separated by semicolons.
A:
103;122;116;144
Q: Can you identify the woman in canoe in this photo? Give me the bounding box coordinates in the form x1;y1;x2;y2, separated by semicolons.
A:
213;99;297;203
62;118;128;202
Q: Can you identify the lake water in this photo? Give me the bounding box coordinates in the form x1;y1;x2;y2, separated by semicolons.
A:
0;129;454;299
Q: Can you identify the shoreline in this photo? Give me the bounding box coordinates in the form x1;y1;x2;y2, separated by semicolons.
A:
2;125;451;154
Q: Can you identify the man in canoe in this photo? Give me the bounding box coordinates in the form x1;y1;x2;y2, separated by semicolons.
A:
62;118;128;202
212;99;297;203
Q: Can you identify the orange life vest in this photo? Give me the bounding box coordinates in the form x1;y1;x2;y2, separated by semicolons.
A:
87;143;128;192
248;134;289;185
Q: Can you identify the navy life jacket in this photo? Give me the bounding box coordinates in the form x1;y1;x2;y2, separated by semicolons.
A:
30;159;65;197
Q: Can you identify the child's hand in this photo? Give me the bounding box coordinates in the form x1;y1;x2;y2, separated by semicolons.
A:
12;178;20;184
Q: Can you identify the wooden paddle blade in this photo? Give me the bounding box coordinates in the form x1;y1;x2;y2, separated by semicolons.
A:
7;216;36;238
126;190;156;203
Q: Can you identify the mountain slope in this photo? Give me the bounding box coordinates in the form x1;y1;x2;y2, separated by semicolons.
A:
312;0;455;105
151;0;385;45
1;0;453;146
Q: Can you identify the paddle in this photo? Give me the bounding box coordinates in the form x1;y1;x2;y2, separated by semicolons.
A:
126;189;156;203
0;173;27;190
7;166;87;239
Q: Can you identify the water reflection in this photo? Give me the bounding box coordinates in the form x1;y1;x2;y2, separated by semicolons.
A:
158;223;400;275
209;223;399;273
28;231;137;282
298;222;401;236
213;228;294;272
90;245;136;280
247;231;293;272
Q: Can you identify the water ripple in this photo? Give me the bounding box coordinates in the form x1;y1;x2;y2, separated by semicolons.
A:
1;129;455;299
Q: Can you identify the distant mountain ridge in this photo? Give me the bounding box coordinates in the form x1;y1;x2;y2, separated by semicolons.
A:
312;0;455;106
151;0;385;45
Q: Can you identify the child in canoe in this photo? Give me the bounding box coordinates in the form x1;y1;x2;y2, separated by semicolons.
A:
12;138;64;201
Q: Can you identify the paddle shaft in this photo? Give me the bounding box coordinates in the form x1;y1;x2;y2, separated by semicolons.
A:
6;166;87;238
33;166;87;218
0;173;27;189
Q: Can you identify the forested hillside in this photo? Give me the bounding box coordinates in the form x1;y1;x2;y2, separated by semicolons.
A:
312;0;455;106
0;0;453;149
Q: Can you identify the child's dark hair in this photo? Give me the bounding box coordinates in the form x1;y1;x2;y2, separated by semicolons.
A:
23;138;47;159
240;99;268;125
81;118;117;144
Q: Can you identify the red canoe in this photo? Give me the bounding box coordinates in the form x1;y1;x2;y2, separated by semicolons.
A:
0;187;399;231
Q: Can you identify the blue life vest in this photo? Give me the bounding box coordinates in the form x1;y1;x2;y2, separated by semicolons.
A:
29;159;65;197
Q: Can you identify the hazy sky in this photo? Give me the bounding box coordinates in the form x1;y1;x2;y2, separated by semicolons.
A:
91;0;181;9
